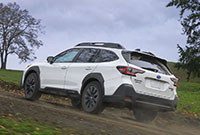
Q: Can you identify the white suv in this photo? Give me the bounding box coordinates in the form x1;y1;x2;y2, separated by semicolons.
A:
20;42;178;122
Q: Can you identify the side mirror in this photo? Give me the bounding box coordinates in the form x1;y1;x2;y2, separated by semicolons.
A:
47;56;54;64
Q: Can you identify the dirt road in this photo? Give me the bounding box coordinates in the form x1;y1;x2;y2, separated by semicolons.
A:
0;90;200;135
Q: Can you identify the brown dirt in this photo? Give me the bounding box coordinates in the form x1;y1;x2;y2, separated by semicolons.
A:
0;89;200;135
0;79;21;90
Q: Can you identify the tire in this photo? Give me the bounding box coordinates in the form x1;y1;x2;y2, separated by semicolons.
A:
133;108;157;122
24;73;41;100
71;98;81;108
81;81;104;114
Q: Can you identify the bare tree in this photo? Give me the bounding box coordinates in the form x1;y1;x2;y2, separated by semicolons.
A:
0;2;44;69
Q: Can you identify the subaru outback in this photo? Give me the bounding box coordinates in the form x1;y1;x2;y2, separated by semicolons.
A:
20;42;178;122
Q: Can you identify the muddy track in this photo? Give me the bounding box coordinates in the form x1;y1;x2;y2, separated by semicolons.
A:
0;90;200;135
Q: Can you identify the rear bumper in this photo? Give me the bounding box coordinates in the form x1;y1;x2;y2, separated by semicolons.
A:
104;84;178;111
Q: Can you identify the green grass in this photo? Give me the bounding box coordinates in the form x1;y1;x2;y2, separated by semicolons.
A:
176;82;200;116
0;69;23;85
0;116;91;135
0;116;61;135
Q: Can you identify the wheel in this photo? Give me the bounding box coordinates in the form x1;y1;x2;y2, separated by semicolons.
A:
81;81;104;114
133;108;157;122
71;98;81;108
24;73;41;100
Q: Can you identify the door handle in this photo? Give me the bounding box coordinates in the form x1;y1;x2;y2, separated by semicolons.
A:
85;67;92;70
61;66;67;70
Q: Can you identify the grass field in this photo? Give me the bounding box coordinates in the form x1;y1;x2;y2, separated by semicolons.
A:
177;82;200;116
0;116;61;135
0;115;84;135
0;69;23;85
0;67;200;117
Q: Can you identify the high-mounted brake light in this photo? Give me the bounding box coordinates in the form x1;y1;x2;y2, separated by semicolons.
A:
170;78;179;87
117;66;145;77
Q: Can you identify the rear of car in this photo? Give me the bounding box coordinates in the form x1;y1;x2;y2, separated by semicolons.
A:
114;50;178;111
102;50;178;122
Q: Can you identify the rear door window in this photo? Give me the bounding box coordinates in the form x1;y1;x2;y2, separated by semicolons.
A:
95;49;119;62
75;48;99;63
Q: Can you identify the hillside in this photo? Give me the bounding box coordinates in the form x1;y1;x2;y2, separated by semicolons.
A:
0;69;23;84
0;64;200;117
168;62;200;83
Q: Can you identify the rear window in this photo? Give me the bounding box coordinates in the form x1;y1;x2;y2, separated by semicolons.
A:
122;51;171;75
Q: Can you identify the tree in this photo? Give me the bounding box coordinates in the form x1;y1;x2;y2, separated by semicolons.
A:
167;0;200;47
176;45;200;81
0;2;44;69
166;0;200;81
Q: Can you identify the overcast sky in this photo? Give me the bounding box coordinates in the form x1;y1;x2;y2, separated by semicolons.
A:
2;0;186;70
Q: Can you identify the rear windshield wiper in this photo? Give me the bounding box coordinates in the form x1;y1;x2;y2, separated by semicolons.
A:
141;67;159;73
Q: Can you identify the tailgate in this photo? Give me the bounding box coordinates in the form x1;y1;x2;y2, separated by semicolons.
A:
130;69;176;100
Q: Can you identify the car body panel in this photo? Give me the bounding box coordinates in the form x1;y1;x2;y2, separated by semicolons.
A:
39;62;72;89
65;63;98;92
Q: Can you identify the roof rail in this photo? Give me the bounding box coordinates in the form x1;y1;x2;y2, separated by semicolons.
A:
142;51;155;56
135;49;141;51
75;42;125;49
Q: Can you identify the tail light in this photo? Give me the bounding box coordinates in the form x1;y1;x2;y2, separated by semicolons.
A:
170;78;179;87
117;66;145;77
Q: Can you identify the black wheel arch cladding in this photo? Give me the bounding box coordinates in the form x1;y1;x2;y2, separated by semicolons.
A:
24;66;41;88
81;73;105;95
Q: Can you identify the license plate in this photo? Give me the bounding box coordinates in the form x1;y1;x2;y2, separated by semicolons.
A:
150;80;162;89
145;78;167;91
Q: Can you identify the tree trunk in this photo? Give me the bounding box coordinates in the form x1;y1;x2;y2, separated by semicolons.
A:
1;62;6;69
0;52;4;69
0;52;7;70
186;71;191;82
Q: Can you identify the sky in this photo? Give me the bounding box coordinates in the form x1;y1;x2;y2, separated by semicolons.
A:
2;0;187;70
